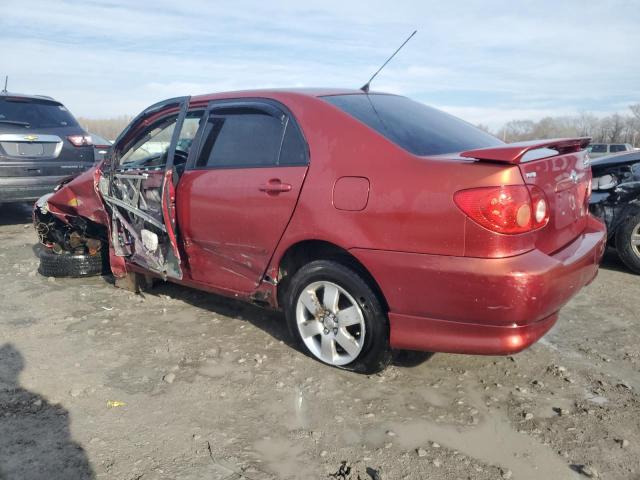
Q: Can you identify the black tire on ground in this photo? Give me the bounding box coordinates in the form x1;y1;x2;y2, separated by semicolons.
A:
615;212;640;274
284;259;391;374
38;247;109;278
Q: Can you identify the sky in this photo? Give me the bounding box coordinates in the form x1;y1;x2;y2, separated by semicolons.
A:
2;0;639;129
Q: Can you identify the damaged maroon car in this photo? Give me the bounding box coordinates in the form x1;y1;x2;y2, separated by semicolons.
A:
34;90;607;372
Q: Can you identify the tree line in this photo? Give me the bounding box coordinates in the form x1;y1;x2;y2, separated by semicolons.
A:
488;104;640;145
77;115;132;142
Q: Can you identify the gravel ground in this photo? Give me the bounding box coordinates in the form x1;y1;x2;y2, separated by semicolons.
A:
1;202;639;480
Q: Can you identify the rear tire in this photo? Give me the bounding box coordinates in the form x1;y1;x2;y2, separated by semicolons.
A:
38;247;109;278
284;260;390;373
615;212;640;274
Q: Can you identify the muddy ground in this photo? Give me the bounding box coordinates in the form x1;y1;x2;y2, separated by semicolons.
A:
1;202;639;480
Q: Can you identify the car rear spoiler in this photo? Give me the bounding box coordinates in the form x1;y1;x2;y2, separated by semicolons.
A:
460;137;591;164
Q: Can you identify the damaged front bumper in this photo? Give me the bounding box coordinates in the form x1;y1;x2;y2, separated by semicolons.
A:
32;167;112;260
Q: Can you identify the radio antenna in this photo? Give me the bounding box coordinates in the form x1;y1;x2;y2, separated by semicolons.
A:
1;76;7;93
360;30;417;93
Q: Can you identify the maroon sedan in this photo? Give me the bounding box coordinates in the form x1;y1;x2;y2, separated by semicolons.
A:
34;89;606;372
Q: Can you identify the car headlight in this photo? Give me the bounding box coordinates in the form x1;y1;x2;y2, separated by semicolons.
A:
35;193;53;213
591;174;618;191
98;175;109;196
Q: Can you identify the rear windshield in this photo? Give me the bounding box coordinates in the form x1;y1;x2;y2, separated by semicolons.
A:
0;97;79;129
322;94;502;156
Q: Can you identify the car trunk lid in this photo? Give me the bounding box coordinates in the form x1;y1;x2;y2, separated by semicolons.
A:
461;138;592;254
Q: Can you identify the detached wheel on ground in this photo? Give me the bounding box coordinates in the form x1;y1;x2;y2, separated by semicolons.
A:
284;260;390;373
38;247;109;278
615;212;640;274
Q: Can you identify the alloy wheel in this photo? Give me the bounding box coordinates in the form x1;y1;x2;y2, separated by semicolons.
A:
631;222;640;257
295;281;366;366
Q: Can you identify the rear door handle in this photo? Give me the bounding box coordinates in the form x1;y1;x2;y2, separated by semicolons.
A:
259;179;292;194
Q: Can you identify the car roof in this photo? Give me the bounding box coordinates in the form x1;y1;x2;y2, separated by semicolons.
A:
0;91;60;103
191;88;383;103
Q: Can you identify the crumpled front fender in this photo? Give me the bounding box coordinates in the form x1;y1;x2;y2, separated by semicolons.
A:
45;166;110;226
39;164;127;277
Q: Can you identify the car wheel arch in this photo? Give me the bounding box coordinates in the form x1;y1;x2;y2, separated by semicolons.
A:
275;239;388;313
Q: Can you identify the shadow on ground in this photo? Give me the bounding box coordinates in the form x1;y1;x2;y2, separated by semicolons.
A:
0;344;94;480
144;280;434;369
0;203;32;227
599;247;636;275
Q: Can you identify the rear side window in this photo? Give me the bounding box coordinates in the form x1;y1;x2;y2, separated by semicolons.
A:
0;97;79;129
322;94;502;156
197;111;284;168
590;144;607;153
610;144;627;153
279;120;307;166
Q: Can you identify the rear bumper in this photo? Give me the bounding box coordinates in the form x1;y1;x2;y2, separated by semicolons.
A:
0;176;66;203
351;215;606;355
388;311;559;355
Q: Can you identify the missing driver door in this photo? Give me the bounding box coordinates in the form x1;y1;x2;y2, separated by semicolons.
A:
102;97;191;279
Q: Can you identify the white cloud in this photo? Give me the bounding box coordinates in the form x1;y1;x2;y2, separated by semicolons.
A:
2;0;638;128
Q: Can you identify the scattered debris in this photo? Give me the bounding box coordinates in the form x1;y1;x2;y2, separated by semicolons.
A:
553;407;570;416
615;438;630;448
328;461;380;480
106;400;126;408
500;468;513;479
579;465;599;478
329;461;352;479
366;467;382;480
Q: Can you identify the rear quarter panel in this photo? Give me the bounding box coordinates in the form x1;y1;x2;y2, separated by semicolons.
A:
265;94;524;265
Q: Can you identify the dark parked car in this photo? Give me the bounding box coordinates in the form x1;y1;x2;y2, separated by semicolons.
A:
589;151;640;273
33;89;605;372
0;91;94;204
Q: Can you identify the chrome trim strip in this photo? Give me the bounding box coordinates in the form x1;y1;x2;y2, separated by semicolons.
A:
0;133;62;143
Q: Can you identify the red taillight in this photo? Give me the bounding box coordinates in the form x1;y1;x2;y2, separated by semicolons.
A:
454;185;549;235
67;135;93;147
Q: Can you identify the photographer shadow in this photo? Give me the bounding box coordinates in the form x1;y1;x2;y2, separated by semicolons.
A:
0;344;94;480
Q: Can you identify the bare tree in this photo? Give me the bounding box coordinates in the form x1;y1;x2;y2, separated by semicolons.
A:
494;105;640;146
607;114;625;143
497;120;535;142
574;112;600;137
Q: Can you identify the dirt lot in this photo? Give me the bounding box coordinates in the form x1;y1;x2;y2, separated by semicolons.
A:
1;202;639;480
